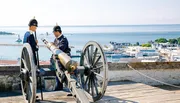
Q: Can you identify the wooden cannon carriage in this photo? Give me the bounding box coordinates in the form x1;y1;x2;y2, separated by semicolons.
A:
19;39;108;103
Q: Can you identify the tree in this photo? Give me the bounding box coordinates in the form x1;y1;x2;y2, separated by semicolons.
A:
141;43;151;47
177;37;180;45
155;38;168;43
136;42;140;46
168;39;178;44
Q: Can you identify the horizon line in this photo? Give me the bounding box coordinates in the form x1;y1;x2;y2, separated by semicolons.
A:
0;24;180;27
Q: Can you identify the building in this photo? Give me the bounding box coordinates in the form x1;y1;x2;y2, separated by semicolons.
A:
125;46;160;62
110;41;131;49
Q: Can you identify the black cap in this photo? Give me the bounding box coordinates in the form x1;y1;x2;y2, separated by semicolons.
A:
28;19;38;27
53;25;61;32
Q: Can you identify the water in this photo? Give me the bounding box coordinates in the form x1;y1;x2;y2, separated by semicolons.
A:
0;24;180;62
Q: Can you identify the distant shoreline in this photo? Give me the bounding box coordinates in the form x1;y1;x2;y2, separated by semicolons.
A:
0;31;15;35
0;24;180;27
0;43;75;48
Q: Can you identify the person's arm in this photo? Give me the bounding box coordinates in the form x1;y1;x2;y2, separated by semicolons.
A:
28;35;38;51
23;32;30;43
58;38;68;51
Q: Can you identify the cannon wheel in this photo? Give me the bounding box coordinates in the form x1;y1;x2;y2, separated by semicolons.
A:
20;43;37;103
80;41;108;102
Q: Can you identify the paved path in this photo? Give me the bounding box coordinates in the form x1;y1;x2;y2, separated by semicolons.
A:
1;81;180;103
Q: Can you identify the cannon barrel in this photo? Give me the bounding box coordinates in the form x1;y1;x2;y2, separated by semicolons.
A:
42;38;77;72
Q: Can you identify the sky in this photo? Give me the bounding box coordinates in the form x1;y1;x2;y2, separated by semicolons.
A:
0;0;180;26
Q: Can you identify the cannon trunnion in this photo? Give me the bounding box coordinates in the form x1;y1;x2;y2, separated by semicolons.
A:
19;40;108;103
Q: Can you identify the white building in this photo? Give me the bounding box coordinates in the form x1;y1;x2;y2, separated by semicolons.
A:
151;42;179;50
125;46;160;62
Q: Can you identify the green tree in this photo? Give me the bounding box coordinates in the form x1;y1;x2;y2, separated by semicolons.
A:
177;37;180;44
168;39;178;44
155;38;168;43
141;43;151;47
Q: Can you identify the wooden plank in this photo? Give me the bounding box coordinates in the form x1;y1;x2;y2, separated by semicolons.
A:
1;81;180;103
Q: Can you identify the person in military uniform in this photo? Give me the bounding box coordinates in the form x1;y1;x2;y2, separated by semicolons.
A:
50;24;71;90
53;24;71;56
23;18;38;65
50;24;71;70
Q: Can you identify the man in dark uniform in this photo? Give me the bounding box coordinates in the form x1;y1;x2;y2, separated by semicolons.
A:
23;18;38;65
51;24;71;70
53;24;71;56
50;24;71;90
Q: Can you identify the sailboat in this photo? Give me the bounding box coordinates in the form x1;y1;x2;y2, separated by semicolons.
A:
16;34;22;43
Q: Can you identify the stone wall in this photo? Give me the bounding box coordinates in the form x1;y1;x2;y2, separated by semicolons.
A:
0;65;50;91
108;62;180;85
1;62;180;91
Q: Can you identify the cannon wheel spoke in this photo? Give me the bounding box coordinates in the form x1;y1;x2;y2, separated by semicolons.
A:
84;76;89;91
93;77;99;96
93;55;101;67
92;48;98;66
80;41;108;102
84;54;91;68
91;77;95;96
86;47;92;65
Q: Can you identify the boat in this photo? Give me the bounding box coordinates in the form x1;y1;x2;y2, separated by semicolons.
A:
141;59;158;62
16;35;22;43
71;55;81;58
104;51;115;54
103;44;114;51
76;50;82;53
111;53;130;59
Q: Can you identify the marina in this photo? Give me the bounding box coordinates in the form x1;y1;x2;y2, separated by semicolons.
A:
1;41;180;63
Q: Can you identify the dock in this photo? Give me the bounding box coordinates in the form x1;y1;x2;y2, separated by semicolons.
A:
0;81;180;103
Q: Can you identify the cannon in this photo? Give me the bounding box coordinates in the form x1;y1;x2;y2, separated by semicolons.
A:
19;39;109;103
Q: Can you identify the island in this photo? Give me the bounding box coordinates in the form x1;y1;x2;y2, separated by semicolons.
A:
0;31;15;35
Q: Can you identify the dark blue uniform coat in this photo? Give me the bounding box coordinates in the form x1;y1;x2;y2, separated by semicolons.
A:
23;31;38;65
50;34;71;70
50;34;71;90
54;35;71;55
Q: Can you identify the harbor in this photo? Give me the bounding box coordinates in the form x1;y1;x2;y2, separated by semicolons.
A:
1;40;180;63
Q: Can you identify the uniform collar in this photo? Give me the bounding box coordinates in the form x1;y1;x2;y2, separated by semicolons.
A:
57;34;63;39
29;30;34;35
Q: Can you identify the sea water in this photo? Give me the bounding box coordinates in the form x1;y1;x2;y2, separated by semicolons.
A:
0;24;180;62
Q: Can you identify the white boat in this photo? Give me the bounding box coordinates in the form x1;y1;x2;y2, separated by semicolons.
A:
141;59;158;62
76;50;82;53
111;53;130;58
15;35;22;43
103;44;114;51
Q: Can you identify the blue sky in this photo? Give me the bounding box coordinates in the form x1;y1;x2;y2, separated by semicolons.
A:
0;0;180;26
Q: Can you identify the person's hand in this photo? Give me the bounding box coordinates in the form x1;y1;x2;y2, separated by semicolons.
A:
36;45;39;51
53;55;59;60
36;40;38;44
